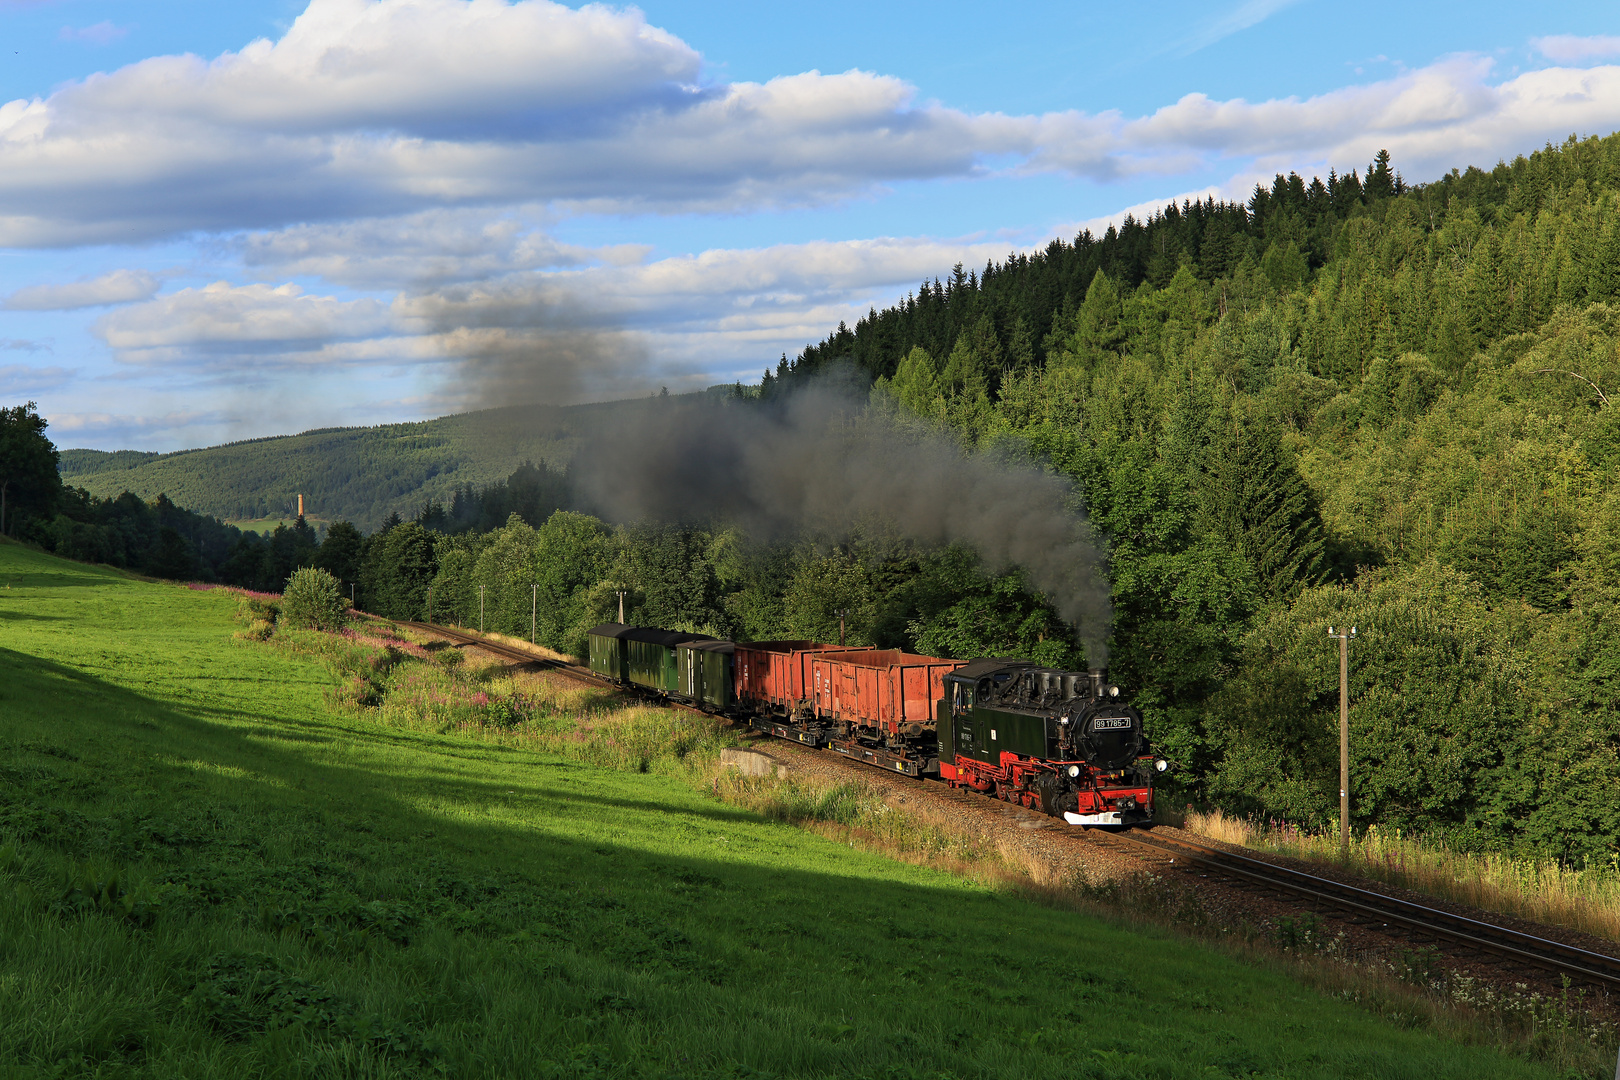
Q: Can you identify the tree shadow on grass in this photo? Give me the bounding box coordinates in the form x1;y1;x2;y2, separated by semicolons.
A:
0;571;135;589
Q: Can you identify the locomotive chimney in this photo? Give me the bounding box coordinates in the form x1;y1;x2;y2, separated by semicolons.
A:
1089;669;1105;699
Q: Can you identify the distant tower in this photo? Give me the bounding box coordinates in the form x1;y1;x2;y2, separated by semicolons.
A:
297;494;304;518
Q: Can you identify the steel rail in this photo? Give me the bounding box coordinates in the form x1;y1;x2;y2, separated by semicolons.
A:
1109;827;1620;989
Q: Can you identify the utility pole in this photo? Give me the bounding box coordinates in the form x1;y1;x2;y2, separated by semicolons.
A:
1328;625;1356;855
350;582;355;610
427;586;433;623
479;585;486;633
531;583;537;644
834;608;850;646
617;590;626;623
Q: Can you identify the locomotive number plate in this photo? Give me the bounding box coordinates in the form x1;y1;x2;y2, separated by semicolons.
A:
1092;717;1133;731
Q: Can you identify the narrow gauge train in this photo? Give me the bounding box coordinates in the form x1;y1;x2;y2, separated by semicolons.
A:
586;623;1168;826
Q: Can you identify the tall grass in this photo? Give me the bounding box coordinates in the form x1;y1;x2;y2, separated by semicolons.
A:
1187;809;1620;943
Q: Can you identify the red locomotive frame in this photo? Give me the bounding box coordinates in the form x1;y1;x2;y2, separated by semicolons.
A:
939;752;1153;824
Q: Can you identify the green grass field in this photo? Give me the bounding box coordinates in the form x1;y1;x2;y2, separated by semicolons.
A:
0;539;1590;1078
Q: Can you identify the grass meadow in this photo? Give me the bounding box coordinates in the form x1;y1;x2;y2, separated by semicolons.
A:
0;539;1601;1078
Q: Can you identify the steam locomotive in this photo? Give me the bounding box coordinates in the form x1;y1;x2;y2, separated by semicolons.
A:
585;624;1168;826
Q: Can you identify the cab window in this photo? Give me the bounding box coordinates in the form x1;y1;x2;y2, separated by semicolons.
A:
951;682;972;716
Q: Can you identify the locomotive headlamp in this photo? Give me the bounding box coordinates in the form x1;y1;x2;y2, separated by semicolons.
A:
1067;765;1080;778
1108;685;1120;697
1154;759;1170;773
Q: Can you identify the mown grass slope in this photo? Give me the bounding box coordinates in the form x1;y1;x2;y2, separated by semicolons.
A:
0;540;1576;1078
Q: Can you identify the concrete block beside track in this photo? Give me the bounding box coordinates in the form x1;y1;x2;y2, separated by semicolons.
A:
720;748;789;779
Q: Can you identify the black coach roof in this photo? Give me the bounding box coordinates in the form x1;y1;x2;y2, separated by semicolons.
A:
625;627;716;648
679;639;735;654
950;658;1037;680
588;623;719;648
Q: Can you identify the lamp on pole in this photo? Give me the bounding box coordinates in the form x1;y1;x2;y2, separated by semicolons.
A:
1327;624;1356;855
479;584;486;633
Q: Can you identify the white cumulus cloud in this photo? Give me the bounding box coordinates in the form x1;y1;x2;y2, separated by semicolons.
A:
5;2;1620;250
1114;56;1620;182
93;281;395;362
4;269;160;310
0;0;1086;246
233;207;629;288
0;363;72;394
1533;35;1620;64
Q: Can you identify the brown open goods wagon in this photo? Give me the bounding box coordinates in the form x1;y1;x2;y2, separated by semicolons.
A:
810;649;963;738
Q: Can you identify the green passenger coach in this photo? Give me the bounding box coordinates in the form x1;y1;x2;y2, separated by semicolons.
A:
586;622;633;682
589;623;714;694
677;639;735;711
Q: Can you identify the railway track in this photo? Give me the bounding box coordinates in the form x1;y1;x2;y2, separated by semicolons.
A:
1093;826;1620;992
397;619;1620;996
399;620;598;677
396;621;711;717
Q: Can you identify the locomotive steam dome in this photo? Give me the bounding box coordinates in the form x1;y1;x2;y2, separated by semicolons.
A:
1078;702;1144;770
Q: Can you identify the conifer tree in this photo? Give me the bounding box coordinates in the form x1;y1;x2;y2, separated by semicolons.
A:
1365;149;1395;200
1203;422;1329;601
889;346;941;415
1059;270;1126;369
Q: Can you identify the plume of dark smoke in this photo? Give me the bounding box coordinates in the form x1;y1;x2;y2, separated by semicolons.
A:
418;279;651;409
572;378;1113;665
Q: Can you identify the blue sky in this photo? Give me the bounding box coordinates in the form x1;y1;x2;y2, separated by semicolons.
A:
2;0;1619;451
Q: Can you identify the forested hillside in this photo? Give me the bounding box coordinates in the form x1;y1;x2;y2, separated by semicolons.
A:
57;400;631;531
761;133;1620;858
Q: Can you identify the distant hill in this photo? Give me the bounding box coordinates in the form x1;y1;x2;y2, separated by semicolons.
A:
57;397;686;532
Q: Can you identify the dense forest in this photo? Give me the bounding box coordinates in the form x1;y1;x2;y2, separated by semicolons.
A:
11;131;1620;861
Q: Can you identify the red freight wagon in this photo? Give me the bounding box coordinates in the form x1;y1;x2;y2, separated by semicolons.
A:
809;650;964;775
734;640;857;720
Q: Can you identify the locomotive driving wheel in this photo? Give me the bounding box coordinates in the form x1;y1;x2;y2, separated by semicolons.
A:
1036;774;1061;817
